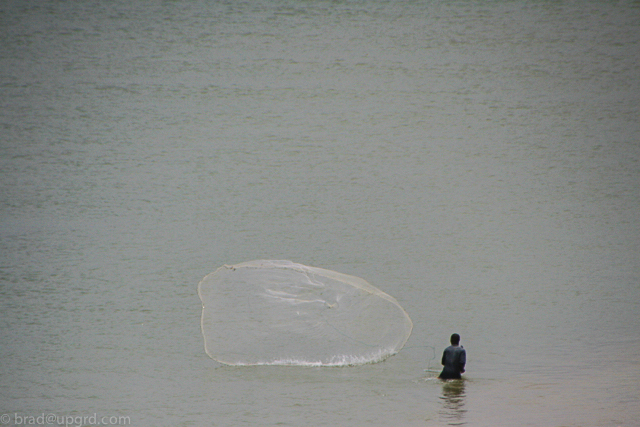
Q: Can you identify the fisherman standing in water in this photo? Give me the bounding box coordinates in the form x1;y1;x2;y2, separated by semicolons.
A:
439;333;466;380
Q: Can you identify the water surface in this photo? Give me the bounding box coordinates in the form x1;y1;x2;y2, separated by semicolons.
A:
1;1;638;426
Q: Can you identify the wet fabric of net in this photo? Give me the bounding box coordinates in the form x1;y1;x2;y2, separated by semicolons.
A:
198;260;413;366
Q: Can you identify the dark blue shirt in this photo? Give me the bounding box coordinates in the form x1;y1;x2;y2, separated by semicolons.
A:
439;345;466;379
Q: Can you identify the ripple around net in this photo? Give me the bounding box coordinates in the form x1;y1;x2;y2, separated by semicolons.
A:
198;260;413;366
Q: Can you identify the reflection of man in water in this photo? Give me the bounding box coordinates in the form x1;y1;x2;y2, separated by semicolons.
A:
439;379;466;424
438;333;466;380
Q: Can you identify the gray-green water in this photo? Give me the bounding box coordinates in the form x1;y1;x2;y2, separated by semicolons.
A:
1;1;638;426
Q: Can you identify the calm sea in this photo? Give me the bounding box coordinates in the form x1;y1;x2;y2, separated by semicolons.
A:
1;1;638;426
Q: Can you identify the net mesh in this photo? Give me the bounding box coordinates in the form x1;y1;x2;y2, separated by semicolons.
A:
198;260;413;366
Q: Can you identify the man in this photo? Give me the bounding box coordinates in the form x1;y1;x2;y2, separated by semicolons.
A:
438;333;466;380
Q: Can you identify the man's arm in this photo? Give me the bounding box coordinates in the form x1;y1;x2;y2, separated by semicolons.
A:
458;348;466;373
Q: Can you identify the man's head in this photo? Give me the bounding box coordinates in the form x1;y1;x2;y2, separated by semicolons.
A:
450;333;460;345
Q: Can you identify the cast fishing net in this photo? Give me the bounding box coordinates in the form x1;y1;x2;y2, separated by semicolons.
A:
198;260;413;366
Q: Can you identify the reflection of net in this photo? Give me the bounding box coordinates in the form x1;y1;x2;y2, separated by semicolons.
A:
198;260;413;366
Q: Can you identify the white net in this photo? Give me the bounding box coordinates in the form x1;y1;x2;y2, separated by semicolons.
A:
198;260;413;366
